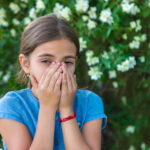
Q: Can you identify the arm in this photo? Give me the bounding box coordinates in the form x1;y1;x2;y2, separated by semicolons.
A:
0;107;56;150
29;106;56;150
60;108;92;150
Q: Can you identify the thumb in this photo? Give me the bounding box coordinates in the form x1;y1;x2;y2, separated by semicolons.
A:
29;74;38;89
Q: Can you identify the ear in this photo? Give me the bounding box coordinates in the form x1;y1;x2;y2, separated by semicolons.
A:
19;54;30;74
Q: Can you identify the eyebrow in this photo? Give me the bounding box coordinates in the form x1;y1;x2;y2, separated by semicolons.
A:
38;53;76;59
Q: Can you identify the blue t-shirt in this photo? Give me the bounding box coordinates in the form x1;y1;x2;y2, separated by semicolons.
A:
0;88;107;150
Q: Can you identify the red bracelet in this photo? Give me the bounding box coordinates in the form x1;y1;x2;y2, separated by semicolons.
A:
59;110;76;123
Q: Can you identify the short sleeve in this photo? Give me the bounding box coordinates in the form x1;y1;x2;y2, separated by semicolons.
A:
84;91;107;130
0;92;24;124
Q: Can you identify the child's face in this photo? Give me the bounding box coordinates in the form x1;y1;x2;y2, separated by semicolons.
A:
20;38;77;84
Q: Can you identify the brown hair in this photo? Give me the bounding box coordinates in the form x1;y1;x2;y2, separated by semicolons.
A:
16;13;88;90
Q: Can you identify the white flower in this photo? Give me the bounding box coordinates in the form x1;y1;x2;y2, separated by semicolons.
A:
10;29;17;37
129;145;135;150
53;3;64;14
128;56;136;68
140;34;147;42
0;18;9;27
130;21;136;28
82;15;89;22
75;0;89;13
134;36;140;41
102;51;109;59
139;56;145;63
86;50;94;57
109;70;117;79
0;8;6;19
129;40;140;49
121;96;127;105
135;20;142;32
112;81;118;88
126;125;135;133
130;20;142;32
121;2;140;15
3;73;10;82
12;18;20;25
141;142;146;150
109;46;117;52
9;2;20;14
24;17;32;25
99;8;113;25
117;60;130;72
121;2;132;13
86;56;99;66
36;0;45;10
130;4;140;15
79;37;87;52
88;7;97;19
88;66;103;80
121;59;130;71
87;19;96;30
148;0;150;7
61;7;71;21
53;3;71;21
117;56;136;72
29;8;37;19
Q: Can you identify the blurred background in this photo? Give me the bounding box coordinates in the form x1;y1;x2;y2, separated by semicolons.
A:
0;0;150;149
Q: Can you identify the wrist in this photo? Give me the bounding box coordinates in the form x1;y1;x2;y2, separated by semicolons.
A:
40;105;57;113
60;108;74;118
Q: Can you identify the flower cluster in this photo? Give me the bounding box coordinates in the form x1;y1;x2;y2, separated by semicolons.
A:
117;56;136;72
129;34;147;49
121;0;140;15
79;37;87;52
88;66;103;80
75;0;89;13
86;50;99;66
53;3;71;21
130;20;142;32
0;8;8;27
99;8;113;25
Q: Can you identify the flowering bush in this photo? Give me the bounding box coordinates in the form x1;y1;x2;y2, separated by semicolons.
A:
0;0;150;149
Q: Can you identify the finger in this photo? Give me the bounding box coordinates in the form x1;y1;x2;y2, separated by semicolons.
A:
48;66;62;91
54;72;63;91
68;69;76;89
62;65;68;91
63;64;69;90
39;62;55;85
43;62;61;88
67;69;74;90
74;74;78;88
30;74;38;89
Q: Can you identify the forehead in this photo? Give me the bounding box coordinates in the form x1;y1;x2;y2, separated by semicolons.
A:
31;39;77;58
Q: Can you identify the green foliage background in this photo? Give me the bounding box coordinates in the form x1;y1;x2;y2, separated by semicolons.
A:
0;0;150;149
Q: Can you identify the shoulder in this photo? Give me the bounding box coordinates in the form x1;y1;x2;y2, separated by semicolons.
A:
0;88;29;111
76;88;103;103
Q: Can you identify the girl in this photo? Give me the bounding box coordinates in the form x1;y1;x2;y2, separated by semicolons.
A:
0;13;107;150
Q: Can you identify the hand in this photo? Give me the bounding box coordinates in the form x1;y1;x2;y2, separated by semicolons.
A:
58;62;77;111
30;62;63;111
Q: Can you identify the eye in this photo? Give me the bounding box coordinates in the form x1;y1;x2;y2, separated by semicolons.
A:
41;60;50;64
65;61;73;64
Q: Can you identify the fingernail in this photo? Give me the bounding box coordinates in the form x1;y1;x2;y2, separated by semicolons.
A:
52;62;55;64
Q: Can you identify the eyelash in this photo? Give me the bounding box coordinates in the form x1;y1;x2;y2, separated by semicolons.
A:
41;60;73;64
